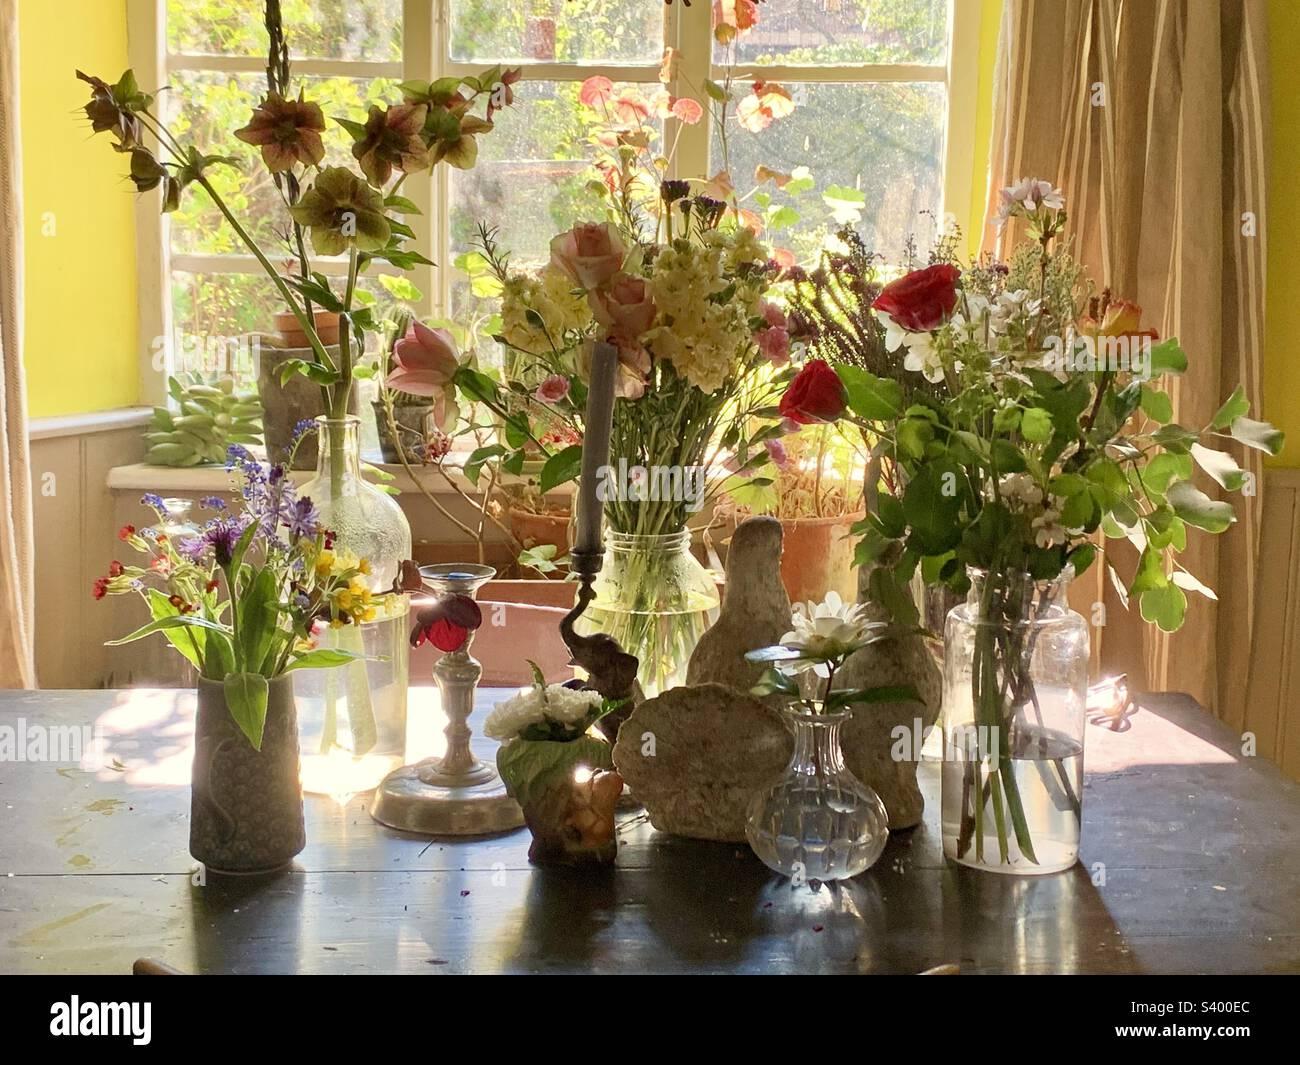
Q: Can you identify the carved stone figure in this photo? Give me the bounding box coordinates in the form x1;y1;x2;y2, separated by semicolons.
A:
686;516;791;694
612;684;792;842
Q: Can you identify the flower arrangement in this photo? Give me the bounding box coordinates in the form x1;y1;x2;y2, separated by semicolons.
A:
486;671;625;865
778;179;1285;869
95;457;383;750
78;0;517;494
746;592;916;712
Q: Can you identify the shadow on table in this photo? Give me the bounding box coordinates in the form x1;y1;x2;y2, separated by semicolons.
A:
184;867;307;975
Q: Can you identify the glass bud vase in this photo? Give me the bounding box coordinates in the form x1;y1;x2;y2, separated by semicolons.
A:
941;565;1089;874
746;708;890;881
578;528;719;697
294;416;412;798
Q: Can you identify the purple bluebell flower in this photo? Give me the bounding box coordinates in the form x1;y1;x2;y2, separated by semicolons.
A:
225;444;256;470
285;496;320;540
182;515;250;567
198;495;227;511
140;492;166;513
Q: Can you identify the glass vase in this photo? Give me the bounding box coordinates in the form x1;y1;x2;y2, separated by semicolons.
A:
941;565;1089;874
577;528;719;697
294;416;412;798
746;707;890;881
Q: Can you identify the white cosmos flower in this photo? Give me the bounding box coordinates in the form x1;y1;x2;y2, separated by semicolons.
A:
778;591;883;672
484;683;603;741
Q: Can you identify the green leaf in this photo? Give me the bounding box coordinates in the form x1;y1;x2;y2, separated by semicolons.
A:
902;459;964;555
284;648;363;672
1139;583;1187;632
1020;407;1053;443
1151;423;1198;454
1141;452;1192;497
1190;443;1247;491
827;684;922;709
496;736;612;812
1211;385;1250;430
1228;416;1285;456
1170;569;1218;601
1139;386;1174;424
1129;546;1168;595
106;613;232;650
1148;337;1188;375
703;79;729;102
836;365;901;420
538;444;584;493
144;588;205;669
750;667;801;698
1167;481;1236;533
462;444;506;486
383;194;422;215
223;672;269;750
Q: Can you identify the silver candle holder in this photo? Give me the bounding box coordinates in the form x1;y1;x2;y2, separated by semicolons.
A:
368;563;525;835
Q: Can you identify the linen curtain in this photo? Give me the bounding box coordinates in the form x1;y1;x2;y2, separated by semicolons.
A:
0;1;36;689
980;0;1270;720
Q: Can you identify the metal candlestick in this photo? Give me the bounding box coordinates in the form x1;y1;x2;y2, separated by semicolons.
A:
368;564;524;835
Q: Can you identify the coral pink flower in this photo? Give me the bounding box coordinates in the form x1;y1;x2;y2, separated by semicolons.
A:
579;76;614;108
549;222;627;290
590;273;657;337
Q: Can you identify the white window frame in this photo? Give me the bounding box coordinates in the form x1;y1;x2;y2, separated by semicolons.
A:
127;0;979;406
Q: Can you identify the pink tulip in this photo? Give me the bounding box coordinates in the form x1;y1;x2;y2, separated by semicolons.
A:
388;321;460;397
549;222;627;290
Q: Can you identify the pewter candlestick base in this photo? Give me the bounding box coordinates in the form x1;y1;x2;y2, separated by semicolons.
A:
369;564;524;836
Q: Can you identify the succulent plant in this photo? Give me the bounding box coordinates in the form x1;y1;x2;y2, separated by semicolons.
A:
144;375;264;466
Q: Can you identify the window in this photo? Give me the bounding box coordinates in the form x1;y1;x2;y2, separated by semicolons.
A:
129;0;976;399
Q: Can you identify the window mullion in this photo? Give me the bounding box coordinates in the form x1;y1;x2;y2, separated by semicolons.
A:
404;0;437;322
668;0;713;182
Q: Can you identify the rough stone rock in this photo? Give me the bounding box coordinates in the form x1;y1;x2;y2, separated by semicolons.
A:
613;683;793;842
686;516;791;694
835;548;943;830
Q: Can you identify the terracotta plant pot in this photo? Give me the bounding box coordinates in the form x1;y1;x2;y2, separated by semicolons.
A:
190;675;306;875
273;309;340;348
373;401;433;463
507;507;571;555
256;343;357;469
778;511;865;605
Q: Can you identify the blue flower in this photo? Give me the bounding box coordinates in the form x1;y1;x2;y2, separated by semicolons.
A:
225;444;256;470
140;492;166;513
198;495;227;511
286;496;320;540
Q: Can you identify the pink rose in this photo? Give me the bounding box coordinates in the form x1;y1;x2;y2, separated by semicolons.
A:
549;222;627;290
534;374;571;405
582;337;650;400
590;272;657;338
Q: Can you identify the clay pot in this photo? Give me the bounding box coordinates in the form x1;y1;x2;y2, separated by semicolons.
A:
190;676;306;875
256;343;357;469
778;511;864;605
373;401;433;463
273;309;340;348
507;507;571;555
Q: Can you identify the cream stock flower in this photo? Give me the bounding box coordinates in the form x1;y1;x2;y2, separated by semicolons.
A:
499;266;591;355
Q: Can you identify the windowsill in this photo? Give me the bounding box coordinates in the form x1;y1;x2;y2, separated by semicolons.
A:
106;459;575;499
29;407;152;441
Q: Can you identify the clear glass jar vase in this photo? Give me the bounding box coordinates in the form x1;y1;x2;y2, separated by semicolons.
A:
746;707;890;881
577;528;719;697
941;565;1089;874
294;416;412;798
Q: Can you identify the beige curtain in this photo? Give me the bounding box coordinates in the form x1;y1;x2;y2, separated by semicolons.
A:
0;1;35;689
981;0;1269;721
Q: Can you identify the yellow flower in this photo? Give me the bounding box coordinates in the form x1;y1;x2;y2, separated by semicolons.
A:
337;590;354;610
358;558;371;576
314;549;335;578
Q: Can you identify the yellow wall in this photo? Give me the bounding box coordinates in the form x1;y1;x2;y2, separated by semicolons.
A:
19;0;138;418
1267;0;1300;468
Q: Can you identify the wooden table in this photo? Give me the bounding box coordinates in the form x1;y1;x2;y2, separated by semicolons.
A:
1;687;1297;974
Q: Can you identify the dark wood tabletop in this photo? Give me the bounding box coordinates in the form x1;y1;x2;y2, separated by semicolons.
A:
0;687;1296;974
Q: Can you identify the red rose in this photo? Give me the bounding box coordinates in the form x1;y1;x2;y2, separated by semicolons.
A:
779;360;847;424
871;263;960;332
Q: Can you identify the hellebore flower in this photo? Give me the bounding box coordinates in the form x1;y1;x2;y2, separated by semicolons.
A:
350;103;431;187
387;321;461;429
288;166;391;256
234;92;327;173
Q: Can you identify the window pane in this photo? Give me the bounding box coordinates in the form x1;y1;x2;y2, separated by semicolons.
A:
713;82;945;262
448;79;657;332
715;0;949;66
450;0;664;64
165;72;400;257
167;0;402;62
